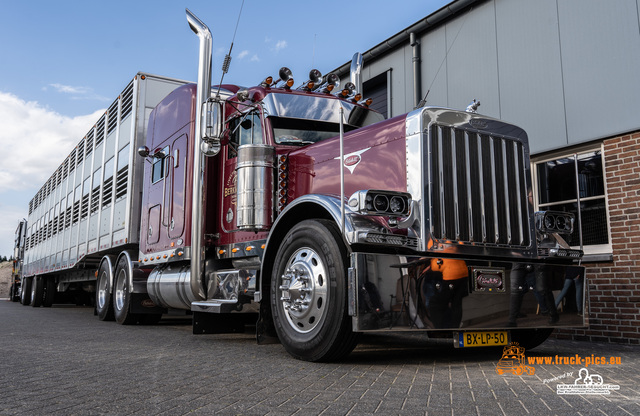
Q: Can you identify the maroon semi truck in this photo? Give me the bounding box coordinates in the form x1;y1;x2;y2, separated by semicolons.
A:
17;10;585;361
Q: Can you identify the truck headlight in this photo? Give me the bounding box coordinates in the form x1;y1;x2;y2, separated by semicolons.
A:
535;211;574;234
349;190;411;217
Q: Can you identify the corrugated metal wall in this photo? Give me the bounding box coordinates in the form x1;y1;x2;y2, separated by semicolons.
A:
359;0;640;154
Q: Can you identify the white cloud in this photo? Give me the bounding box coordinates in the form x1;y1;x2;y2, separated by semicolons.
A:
0;92;104;193
0;91;105;256
237;50;249;60
263;38;287;53
44;83;110;102
274;40;287;52
49;83;92;95
250;54;260;62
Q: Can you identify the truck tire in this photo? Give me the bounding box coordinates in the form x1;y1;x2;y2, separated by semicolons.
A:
96;261;115;321
30;276;44;307
42;278;56;307
271;219;359;362
20;277;32;305
9;284;20;302
113;256;138;325
511;328;554;350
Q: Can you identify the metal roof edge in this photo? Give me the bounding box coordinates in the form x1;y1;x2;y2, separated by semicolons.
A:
332;0;483;77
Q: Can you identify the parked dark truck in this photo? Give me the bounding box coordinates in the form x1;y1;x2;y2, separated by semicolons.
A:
9;220;27;302
17;10;585;361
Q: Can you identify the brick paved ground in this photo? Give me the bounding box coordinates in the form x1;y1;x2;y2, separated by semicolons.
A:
0;300;638;415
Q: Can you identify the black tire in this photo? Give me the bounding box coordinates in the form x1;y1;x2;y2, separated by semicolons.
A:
511;328;554;350
96;260;115;321
42;278;56;307
113;256;138;325
30;276;44;307
9;284;20;302
20;277;32;305
271;219;359;362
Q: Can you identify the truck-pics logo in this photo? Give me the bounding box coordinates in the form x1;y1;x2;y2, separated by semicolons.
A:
335;147;371;173
495;342;535;376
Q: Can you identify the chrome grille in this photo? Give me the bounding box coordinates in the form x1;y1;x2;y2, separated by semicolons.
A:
428;124;530;247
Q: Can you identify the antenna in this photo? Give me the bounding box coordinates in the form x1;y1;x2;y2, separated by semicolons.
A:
422;6;474;107
216;0;245;97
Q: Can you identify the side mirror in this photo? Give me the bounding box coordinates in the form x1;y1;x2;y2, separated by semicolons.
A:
137;146;150;158
137;146;167;160
201;99;223;157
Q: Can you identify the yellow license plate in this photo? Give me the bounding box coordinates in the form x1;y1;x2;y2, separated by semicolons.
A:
456;331;509;348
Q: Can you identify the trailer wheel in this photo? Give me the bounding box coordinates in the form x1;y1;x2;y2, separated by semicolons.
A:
113;256;137;325
30;276;44;307
96;261;115;321
42;278;56;307
20;277;32;305
271;219;359;362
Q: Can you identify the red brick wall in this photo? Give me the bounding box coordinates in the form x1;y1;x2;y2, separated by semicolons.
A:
554;132;640;344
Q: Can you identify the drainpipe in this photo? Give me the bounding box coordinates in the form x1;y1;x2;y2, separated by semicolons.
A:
186;9;211;301
332;0;480;78
410;32;421;108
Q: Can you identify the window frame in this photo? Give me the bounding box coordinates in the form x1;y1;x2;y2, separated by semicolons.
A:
531;142;612;256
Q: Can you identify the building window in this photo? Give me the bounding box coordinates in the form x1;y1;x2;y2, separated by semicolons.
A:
363;71;390;119
533;145;611;255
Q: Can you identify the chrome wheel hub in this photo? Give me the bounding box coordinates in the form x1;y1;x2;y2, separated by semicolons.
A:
279;247;327;333
98;272;108;309
115;270;126;311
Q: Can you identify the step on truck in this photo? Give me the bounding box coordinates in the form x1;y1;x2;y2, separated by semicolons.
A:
16;9;586;361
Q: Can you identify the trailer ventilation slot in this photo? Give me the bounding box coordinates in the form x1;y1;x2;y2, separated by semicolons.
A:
96;115;106;146
90;187;100;214
86;130;94;156
81;194;89;220
63;159;69;180
121;80;134;121
78;139;85;164
107;100;119;134
115;166;128;201
102;176;113;208
72;201;80;225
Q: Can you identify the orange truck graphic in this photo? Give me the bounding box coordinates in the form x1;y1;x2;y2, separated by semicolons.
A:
495;343;535;375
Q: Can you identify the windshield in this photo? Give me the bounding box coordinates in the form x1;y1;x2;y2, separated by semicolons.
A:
271;117;357;146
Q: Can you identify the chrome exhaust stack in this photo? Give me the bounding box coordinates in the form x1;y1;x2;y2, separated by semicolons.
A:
350;52;363;96
185;8;212;302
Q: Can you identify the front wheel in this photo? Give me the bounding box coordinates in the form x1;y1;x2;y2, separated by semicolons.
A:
271;219;359;362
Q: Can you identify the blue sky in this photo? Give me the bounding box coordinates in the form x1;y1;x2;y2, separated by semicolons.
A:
0;0;450;257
